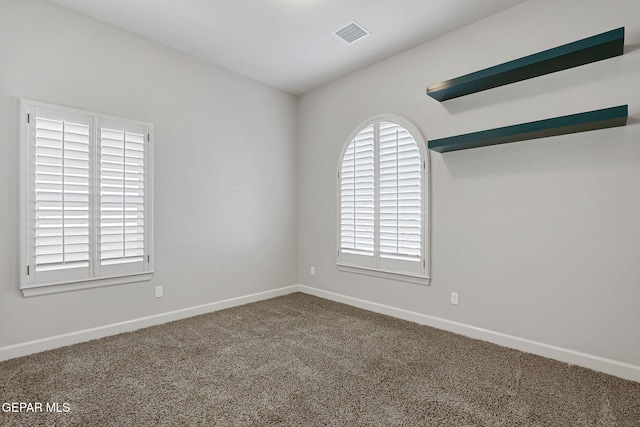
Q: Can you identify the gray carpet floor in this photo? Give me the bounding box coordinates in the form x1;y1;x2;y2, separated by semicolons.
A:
1;292;639;426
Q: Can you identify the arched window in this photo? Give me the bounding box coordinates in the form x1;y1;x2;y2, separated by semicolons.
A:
337;116;430;284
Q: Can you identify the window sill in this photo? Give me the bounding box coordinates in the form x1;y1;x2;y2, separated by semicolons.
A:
21;272;153;297
336;263;430;286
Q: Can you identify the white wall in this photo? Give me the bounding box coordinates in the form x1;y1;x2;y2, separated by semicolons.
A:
298;0;640;369
0;0;298;348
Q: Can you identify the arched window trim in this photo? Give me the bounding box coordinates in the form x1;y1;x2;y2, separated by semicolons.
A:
336;114;431;286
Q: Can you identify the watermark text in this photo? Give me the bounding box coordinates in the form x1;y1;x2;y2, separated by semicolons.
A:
2;402;70;413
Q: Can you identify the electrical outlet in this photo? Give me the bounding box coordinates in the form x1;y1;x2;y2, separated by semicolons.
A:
310;266;315;275
450;292;459;306
155;286;163;298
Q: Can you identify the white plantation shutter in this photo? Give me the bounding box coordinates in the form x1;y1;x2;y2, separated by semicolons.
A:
98;120;147;274
21;100;153;296
338;117;428;280
378;122;421;262
31;108;92;284
340;124;375;257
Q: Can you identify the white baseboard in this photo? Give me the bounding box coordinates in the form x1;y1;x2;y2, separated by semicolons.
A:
298;285;640;383
0;285;299;362
3;283;638;384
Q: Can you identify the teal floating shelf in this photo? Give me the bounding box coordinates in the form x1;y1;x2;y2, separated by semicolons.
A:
428;105;628;153
427;28;625;101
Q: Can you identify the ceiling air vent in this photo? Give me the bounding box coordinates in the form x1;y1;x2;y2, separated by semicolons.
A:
335;21;369;44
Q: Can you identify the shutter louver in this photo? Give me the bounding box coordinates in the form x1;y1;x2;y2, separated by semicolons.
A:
34;114;91;274
378;122;421;262
99;125;146;266
341;124;375;256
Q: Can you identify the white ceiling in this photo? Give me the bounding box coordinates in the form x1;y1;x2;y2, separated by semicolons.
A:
49;0;526;95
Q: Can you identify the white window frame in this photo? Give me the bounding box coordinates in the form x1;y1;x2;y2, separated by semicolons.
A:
336;114;431;285
19;99;154;297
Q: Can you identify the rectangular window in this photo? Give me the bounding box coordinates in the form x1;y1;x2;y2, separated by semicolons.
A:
20;100;153;296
